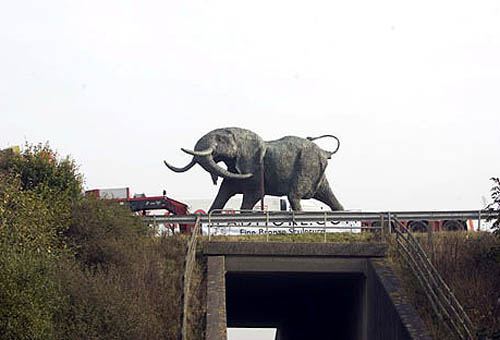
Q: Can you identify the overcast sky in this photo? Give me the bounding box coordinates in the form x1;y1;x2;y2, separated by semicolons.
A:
2;0;500;216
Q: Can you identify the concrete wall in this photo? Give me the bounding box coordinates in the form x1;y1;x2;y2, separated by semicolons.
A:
367;260;431;340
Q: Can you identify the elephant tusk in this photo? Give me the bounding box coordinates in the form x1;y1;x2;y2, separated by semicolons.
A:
181;147;214;157
164;159;197;172
205;155;253;180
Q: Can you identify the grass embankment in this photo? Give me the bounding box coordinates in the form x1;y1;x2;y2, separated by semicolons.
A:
208;231;378;243
388;231;500;339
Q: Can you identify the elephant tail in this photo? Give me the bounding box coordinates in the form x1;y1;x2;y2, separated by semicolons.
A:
306;135;340;156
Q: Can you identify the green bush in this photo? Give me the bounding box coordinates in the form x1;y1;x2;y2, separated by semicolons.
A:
0;174;64;255
0;143;84;253
65;195;150;268
0;142;82;201
0;245;67;340
0;144;80;339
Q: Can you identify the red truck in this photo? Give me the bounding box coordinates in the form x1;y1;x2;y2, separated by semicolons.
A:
85;187;192;233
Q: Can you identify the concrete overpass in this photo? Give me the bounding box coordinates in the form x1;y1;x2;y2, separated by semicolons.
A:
205;242;431;340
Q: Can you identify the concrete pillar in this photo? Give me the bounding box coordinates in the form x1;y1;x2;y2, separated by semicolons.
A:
206;256;227;340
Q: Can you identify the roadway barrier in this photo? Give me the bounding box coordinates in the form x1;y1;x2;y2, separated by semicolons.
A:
143;209;499;240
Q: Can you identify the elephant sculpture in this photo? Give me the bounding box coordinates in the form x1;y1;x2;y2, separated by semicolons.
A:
164;127;343;212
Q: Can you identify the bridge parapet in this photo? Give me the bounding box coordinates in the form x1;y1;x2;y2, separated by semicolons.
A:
204;241;387;257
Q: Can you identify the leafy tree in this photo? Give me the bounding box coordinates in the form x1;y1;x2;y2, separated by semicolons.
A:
0;143;82;339
0;174;59;254
0;143;83;246
0;142;82;200
0;173;69;340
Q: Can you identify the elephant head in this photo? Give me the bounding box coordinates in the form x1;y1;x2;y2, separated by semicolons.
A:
164;127;266;185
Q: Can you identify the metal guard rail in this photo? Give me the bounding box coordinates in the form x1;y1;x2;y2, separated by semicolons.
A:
392;216;476;340
204;209;383;242
143;209;499;225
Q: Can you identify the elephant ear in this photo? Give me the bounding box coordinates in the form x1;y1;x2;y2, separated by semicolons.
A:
232;132;266;179
235;144;265;178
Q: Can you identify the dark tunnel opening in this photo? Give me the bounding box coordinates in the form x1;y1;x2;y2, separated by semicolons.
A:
226;272;366;340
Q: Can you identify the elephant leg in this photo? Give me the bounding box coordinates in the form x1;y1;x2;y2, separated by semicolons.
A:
313;177;344;211
240;193;262;210
208;179;238;212
287;195;303;211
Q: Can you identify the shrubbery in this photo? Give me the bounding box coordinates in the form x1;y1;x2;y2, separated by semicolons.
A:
0;243;67;340
0;143;82;200
56;235;189;340
66;195;150;268
0;143;195;339
0;144;78;339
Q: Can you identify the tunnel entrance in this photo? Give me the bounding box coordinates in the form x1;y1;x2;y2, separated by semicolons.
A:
205;242;428;340
226;272;365;340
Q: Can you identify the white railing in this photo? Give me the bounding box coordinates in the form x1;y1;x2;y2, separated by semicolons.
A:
143;209;499;240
